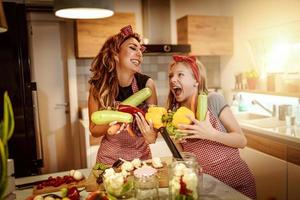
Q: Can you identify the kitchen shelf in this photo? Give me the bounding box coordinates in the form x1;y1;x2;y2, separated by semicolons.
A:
232;89;300;98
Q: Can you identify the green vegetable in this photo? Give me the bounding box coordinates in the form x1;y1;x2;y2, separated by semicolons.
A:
91;110;133;125
93;162;109;171
0;139;7;199
122;87;152;106
0;92;15;199
196;92;208;121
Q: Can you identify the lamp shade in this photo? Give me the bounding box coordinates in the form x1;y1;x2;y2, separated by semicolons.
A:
54;0;114;19
0;0;8;32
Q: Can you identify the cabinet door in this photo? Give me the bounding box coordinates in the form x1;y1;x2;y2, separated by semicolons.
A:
288;162;300;199
75;12;135;58
177;15;233;55
240;147;287;200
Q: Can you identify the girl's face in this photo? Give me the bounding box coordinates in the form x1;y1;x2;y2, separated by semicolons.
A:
117;37;143;73
169;62;198;104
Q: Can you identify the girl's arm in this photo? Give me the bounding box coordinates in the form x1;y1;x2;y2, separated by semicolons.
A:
88;92;110;138
212;106;247;148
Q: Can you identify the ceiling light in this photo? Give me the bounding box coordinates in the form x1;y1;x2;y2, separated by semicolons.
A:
0;0;8;33
54;0;114;19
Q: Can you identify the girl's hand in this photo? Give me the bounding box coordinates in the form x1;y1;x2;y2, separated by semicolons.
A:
135;112;157;143
178;111;217;141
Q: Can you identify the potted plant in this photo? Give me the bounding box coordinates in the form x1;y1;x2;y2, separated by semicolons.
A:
0;91;15;199
245;69;259;90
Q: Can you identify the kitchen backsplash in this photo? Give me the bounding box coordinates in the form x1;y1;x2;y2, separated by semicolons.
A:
76;56;220;107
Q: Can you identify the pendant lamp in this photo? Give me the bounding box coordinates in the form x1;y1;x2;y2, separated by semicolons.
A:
54;0;114;19
0;0;8;32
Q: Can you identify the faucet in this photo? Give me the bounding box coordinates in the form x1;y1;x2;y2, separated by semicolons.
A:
251;100;276;117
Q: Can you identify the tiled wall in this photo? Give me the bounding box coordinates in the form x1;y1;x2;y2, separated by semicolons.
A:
76;56;220;107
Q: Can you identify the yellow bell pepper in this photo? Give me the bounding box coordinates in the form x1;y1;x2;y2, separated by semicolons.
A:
172;106;194;128
145;106;167;129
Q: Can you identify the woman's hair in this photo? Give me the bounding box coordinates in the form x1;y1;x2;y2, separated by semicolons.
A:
89;27;141;109
167;57;208;110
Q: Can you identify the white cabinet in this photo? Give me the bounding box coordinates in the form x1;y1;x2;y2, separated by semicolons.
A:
240;147;287;200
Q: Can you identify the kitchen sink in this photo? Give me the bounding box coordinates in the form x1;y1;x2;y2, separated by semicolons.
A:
235;113;270;121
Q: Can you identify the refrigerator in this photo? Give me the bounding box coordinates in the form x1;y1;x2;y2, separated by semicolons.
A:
0;2;43;177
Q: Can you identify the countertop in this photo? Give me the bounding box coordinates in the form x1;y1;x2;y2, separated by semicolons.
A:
235;112;300;147
15;168;251;200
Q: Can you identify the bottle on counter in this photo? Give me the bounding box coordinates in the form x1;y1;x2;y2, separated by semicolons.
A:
231;94;239;113
238;94;248;112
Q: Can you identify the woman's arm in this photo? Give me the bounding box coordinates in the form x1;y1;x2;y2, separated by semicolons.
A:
88;92;109;138
178;107;247;149
145;78;158;105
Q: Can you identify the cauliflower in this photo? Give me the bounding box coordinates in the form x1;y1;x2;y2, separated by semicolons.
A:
131;158;142;168
152;157;163;168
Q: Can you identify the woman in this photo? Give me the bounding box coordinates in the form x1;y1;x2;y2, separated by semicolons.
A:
167;55;257;199
88;25;158;165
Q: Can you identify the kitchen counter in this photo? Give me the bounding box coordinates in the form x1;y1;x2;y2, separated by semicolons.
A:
235;112;300;147
15;168;251;200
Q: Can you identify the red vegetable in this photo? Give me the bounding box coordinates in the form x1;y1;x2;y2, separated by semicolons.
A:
68;186;80;200
118;104;145;116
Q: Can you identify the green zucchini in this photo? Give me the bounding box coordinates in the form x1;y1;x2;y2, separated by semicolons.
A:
196;92;208;121
122;87;152;106
91;110;133;125
0;139;7;199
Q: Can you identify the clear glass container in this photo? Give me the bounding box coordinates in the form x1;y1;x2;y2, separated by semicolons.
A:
103;173;135;199
134;166;159;200
169;155;201;200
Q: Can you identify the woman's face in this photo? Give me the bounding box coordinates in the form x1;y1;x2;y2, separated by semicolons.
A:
169;62;198;104
117;37;143;73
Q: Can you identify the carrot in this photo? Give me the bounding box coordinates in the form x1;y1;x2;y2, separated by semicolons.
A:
126;126;136;138
107;124;121;135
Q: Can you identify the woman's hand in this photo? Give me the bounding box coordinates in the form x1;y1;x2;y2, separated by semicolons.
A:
135;112;157;143
178;111;217;141
107;121;127;135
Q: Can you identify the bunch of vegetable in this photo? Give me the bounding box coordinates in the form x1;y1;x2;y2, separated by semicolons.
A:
29;186;83;200
91;87;152;137
0;92;15;199
144;91;208;139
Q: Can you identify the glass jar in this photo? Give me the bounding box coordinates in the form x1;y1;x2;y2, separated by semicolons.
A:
103;172;135;199
134;166;159;200
169;159;200;200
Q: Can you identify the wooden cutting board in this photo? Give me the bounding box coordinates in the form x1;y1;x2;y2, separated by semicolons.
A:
85;162;169;192
32;179;86;195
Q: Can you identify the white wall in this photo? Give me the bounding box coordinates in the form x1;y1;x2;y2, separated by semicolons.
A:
170;0;222;44
219;0;300;101
114;0;143;34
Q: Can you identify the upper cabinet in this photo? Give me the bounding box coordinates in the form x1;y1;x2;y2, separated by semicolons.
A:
75;13;135;58
177;15;233;55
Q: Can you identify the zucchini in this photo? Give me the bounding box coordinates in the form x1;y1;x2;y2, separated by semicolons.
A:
122;87;152;106
91;110;133;125
0;139;7;199
196;92;208;121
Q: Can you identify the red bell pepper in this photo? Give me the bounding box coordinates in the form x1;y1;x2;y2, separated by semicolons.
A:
118;104;145;116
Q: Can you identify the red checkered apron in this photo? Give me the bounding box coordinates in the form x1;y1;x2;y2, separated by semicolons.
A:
181;107;257;199
96;77;151;165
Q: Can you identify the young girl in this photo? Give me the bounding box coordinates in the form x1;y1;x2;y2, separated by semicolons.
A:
88;25;158;165
167;55;257;199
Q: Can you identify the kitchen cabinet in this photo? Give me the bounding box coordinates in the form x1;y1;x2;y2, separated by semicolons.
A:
177;15;233;55
240;147;287;200
75;12;135;58
287;146;300;200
